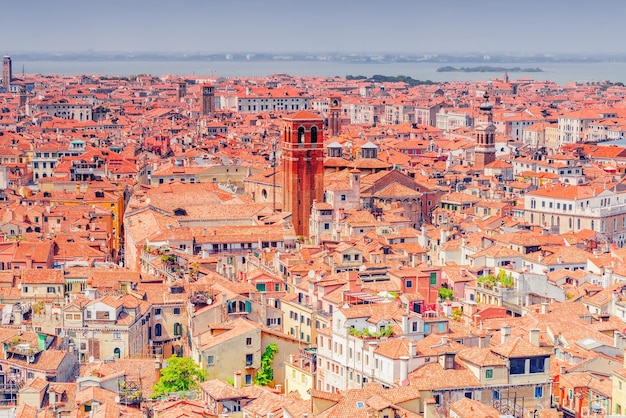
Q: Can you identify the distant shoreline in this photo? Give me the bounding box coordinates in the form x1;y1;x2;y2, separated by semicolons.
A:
436;66;544;73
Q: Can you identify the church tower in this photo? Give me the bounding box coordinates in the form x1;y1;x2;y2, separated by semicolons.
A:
2;56;11;92
473;93;496;171
201;84;215;116
281;111;325;237
328;96;342;137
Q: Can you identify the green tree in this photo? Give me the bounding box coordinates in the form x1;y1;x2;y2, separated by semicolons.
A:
438;287;454;300
451;307;463;322
151;355;207;398
254;343;278;386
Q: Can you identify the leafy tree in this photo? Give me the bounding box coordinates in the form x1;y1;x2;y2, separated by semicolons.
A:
151;355;207;398
438;287;454;300
254;343;278;386
451;307;463;322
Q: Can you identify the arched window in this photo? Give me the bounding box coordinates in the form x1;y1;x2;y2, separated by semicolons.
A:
154;324;162;337
311;126;318;143
113;347;121;359
174;323;182;337
298;127;305;143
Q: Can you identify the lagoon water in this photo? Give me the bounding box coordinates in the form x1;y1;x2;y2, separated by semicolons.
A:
16;60;626;86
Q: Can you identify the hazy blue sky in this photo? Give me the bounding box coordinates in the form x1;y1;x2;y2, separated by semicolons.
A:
2;0;626;54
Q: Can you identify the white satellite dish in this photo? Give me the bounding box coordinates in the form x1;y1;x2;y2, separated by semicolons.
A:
115;395;120;404
307;270;315;279
88;356;94;363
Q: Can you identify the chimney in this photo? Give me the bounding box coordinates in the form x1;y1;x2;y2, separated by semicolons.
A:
75;183;80;195
560;365;566;375
557;256;562;264
501;325;511;344
424;398;437;418
529;328;540;346
473;314;481;327
154;356;161;382
408;339;416;357
401;313;409;334
541;302;549;314
275;384;282;393
234;370;242;388
399;355;409;383
49;389;56;406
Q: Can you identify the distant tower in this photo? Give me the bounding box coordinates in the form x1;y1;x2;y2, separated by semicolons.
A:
201;84;215;116
18;87;27;112
503;71;509;83
473;93;496;171
281;111;325;237
2;56;11;92
328;96;342;137
177;81;187;100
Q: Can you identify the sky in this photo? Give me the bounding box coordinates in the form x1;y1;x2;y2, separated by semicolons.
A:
2;0;626;55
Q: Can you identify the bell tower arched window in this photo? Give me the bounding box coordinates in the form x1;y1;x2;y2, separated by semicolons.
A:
311;127;318;143
298;127;305;143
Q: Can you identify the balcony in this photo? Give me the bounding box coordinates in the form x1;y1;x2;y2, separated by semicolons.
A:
0;374;24;393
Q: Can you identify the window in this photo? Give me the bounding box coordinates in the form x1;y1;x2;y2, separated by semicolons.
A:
246;354;253;367
173;323;182;336
246;337;252;346
96;311;110;320
154;324;162;337
510;358;525;375
245;373;252;385
412;322;418;332
154;308;162;316
341;194;346;201
47;286;56;293
529;357;545;373
406;280;413;288
493;390;500;400
534;386;543;399
207;355;214;366
173;307;181;315
113;332;121;340
429;272;436;285
485;368;493;379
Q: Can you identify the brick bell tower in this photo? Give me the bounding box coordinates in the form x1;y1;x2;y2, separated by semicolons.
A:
281;111;325;238
474;92;496;171
328;96;342;137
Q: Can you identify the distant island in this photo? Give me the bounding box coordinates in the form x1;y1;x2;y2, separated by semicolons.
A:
436;66;544;73
346;74;435;86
